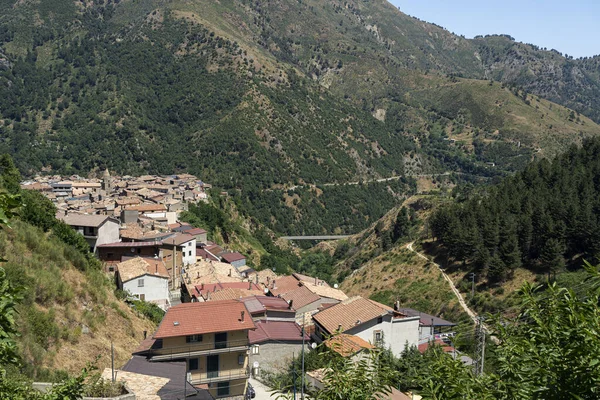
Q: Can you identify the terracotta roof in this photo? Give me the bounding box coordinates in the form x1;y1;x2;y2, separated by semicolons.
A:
154;300;255;339
209;287;264;301
117;257;169;282
241;296;295;314
292;273;330;287
186;227;207;235
268;275;303;296
249;320;308;345
418;339;455;354
98;241;161;248
313;297;391;334
56;212;116;228
281;286;321;310
324;334;374;357
194;282;262;301
221;252;246;263
162;233;195;246
125;204;167;212
302;282;348;301
196;248;220;262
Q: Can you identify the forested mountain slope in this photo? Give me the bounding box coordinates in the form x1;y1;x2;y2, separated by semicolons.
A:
430;137;600;284
1;0;599;233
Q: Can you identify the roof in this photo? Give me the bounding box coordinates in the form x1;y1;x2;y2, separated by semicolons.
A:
121;356;211;400
302;282;348;301
249;320;308;345
185;227;207;235
268;275;303;296
209;288;264;301
241;295;295;314
98;241;161;248
313;297;393;334
281;285;321;310
125;204;167;212
117;257;169;282
196;248;220;261
193;282;263;301
56;212;116;228
418;339;455;354
221;252;246;263
397;308;456;327
162;233;195;246
154;300;255;338
324;334;374;357
293;272;330;287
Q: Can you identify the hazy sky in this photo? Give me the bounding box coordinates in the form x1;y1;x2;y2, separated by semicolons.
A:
391;0;600;58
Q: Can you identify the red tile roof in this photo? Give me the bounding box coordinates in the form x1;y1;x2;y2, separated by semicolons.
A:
125;204;167;212
268;275;303;296
249;320;308;345
324;334;374;357
281;286;321;310
98;241;161;248
418;339;455;354
185;227;207;235
196;248;220;262
193;282;263;301
313;297;392;334
154;300;255;339
221;252;246;263
162;233;195;246
241;296;295;315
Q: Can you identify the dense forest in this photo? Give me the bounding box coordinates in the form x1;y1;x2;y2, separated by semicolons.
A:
430;137;600;282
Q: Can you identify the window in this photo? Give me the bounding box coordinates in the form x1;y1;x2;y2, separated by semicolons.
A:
189;251;192;257
377;317;383;324
374;330;383;346
238;354;245;365
138;279;144;287
252;345;260;355
214;332;227;349
188;358;199;371
186;334;203;343
217;382;230;396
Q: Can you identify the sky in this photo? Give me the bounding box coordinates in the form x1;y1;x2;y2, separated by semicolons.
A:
391;0;600;58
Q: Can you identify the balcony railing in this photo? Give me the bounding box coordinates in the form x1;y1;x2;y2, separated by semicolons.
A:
148;339;250;361
190;367;250;384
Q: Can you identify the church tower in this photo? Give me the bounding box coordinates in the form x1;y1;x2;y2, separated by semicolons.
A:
102;168;112;193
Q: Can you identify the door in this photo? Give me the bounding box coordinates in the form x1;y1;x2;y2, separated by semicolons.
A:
139;293;145;301
214;332;227;349
207;355;219;379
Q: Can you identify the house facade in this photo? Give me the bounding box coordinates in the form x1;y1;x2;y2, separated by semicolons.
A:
116;257;170;310
312;296;420;358
249;320;309;375
57;212;120;253
149;300;255;399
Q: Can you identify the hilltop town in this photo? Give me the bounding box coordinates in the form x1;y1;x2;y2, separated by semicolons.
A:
20;171;459;400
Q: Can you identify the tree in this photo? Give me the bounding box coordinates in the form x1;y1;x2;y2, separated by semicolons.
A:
418;263;600;399
392;207;410;242
20;190;57;232
0;154;21;195
539;238;565;275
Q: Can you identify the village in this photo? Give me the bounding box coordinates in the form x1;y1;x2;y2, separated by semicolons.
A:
21;171;461;400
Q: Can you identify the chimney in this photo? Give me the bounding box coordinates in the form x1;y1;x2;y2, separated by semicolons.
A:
155;263;158;274
143;330;147;339
241;311;245;322
207;292;211;301
315;276;317;285
248;281;252;290
337;324;342;332
228;269;232;277
197;272;200;279
255;275;259;284
272;280;276;289
288;300;293;309
394;301;400;311
201;283;204;291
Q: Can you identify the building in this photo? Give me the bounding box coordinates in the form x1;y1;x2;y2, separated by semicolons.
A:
144;300;255;399
97;241;162;264
323;333;374;363
56;212;120;253
184;227;208;244
249;320;309;375
116;257;170;310
220;252;246;269
312;297;420;358
240;296;297;322
396;307;456;341
162;233;196;266
102;168;112;193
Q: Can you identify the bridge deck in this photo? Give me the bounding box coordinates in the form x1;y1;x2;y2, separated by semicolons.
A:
280;235;352;240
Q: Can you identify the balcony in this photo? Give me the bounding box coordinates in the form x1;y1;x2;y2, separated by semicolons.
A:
148;339;250;361
190;367;249;385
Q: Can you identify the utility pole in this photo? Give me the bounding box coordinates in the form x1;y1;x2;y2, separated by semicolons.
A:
292;351;297;400
470;273;475;299
301;314;306;400
111;340;115;383
474;317;486;376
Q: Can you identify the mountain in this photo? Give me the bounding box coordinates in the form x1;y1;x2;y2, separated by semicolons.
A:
1;0;599;233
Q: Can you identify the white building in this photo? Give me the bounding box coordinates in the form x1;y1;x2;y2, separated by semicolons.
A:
56;212;120;253
116;257;170;310
162;233;196;266
312;296;420;358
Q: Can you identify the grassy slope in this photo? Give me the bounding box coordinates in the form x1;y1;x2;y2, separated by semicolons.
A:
0;220;155;379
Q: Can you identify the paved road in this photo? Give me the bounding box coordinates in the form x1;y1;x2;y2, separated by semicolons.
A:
248;377;274;400
280;235;352;240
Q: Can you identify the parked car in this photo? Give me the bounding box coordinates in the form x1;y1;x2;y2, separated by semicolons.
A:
246;383;256;399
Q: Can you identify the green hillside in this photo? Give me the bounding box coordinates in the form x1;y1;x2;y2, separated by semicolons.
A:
1;0;600;233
